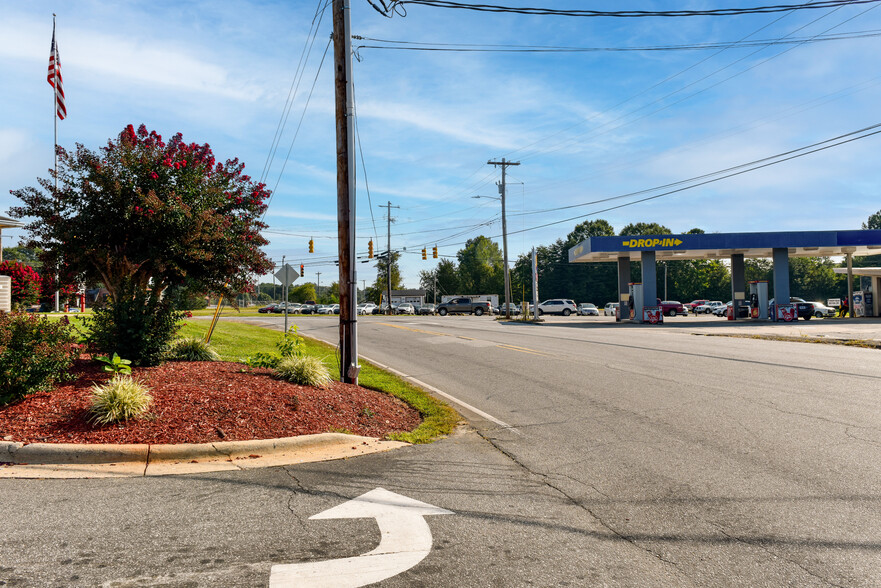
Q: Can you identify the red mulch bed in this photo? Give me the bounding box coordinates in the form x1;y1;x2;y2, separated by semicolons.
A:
0;359;422;445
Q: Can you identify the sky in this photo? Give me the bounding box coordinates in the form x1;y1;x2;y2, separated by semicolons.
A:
2;0;881;290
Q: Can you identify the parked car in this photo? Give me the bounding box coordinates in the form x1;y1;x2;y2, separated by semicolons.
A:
695;301;724;314
396;303;416;315
357;303;377;315
417;303;436;315
603;302;619;316
375;303;399;314
299;304;319;314
272;302;299;313
686;299;709;313
537;299;577;316
715;300;752;318
577;303;599;316
495;303;521;316
811;301;835;318
316;305;334;315
658;300;686;316
331;304;340;315
768;297;814;320
258;303;279;313
436;298;491;316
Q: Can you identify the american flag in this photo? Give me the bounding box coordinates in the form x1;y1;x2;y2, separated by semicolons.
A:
47;26;66;120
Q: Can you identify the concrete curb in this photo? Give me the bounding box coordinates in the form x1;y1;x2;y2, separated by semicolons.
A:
0;433;409;479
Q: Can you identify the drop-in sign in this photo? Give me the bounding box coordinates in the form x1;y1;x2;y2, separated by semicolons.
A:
269;487;453;587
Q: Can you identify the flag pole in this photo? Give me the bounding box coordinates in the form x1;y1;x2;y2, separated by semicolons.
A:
52;13;60;313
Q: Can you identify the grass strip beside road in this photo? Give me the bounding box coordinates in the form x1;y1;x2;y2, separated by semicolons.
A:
179;321;459;444
698;332;881;349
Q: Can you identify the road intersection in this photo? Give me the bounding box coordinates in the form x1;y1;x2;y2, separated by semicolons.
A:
2;315;879;586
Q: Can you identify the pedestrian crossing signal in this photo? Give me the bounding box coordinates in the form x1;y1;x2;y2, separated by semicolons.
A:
309;238;314;253
368;240;374;258
422;248;427;260
433;245;438;258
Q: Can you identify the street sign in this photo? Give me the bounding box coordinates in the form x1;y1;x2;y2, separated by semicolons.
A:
274;264;299;288
269;488;453;587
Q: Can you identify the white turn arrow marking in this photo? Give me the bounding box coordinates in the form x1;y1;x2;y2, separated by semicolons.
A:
269;487;454;588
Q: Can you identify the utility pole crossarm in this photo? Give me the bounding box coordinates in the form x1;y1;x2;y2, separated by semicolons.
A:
487;158;520;319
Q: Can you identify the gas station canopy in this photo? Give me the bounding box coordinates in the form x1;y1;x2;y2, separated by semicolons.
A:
569;230;881;263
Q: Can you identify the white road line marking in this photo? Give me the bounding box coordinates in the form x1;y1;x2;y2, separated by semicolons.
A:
304;336;521;435
363;357;522;436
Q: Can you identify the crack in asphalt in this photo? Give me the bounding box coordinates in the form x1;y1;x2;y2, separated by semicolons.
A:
705;521;847;588
844;426;881;447
473;428;689;577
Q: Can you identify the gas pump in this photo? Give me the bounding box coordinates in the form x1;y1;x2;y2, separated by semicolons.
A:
628;282;643;322
749;281;769;320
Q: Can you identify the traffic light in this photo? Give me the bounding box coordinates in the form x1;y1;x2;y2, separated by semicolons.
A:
368;240;374;258
308;238;314;253
422;248;427;260
300;263;304;275
433;245;438;259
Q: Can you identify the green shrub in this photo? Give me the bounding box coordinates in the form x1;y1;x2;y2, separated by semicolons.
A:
276;325;304;359
239;352;280;369
86;282;183;366
89;375;153;425
0;311;80;404
275;356;333;388
95;353;133;374
166;337;220;362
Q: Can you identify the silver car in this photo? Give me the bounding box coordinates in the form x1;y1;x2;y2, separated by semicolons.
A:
577;303;599;316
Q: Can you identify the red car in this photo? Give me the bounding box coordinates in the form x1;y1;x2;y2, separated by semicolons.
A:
686;299;709;313
658;299;686;317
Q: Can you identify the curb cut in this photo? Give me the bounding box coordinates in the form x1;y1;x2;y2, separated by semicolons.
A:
0;433;409;479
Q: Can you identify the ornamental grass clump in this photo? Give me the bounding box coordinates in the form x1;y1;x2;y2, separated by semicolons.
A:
166;337;220;362
275;356;333;388
89;375;153;425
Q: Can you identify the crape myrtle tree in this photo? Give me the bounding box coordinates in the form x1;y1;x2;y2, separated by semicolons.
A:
0;260;42;308
10;124;272;364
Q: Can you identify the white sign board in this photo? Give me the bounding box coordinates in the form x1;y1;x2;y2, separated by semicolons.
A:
274;264;299;288
0;276;10;312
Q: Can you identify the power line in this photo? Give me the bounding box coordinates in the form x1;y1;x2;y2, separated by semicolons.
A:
261;37;333;219
260;1;329;184
354;29;881;53
509;122;881;218
393;122;881;253
510;2;877;164
386;1;881;18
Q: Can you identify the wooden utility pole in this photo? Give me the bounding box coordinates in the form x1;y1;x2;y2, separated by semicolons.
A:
333;0;359;383
487;158;520;319
379;201;399;314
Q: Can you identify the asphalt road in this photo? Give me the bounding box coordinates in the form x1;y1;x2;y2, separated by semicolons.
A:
2;314;879;587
